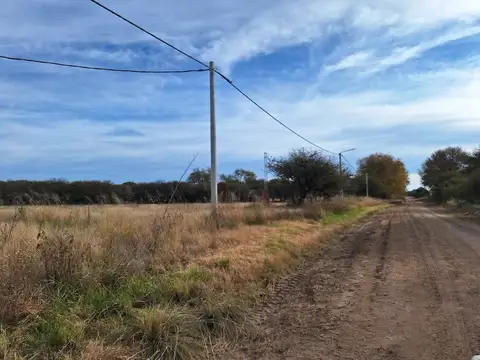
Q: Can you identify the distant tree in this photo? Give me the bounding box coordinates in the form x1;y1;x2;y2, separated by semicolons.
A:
407;187;430;199
420;147;470;202
220;169;257;183
187;168;210;186
356;153;409;199
219;174;237;183
233;169;257;183
267;148;339;204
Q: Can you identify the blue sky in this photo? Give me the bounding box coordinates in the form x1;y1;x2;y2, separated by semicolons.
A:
2;0;480;190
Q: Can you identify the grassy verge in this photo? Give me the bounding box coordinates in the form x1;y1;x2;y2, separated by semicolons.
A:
0;198;386;359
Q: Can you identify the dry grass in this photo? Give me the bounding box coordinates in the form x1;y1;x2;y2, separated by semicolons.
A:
0;197;385;359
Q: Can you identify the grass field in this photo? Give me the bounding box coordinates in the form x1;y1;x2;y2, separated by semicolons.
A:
0;198;385;359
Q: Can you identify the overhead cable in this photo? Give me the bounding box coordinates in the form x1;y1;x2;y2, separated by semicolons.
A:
0;55;207;74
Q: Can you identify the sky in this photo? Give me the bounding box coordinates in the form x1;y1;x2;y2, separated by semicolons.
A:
1;0;480;190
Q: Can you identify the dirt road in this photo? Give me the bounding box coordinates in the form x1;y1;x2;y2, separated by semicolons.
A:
238;203;480;360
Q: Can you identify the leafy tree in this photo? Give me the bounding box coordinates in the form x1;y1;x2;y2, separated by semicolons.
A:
459;147;480;202
219;174;237;183
466;148;480;174
420;147;469;202
407;187;430;199
356;153;409;199
267;148;339;204
187;168;210;186
233;169;257;183
220;169;257;183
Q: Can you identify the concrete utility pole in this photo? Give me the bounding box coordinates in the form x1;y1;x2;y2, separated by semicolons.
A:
338;148;356;198
366;172;369;197
263;152;269;204
209;61;218;208
338;153;342;198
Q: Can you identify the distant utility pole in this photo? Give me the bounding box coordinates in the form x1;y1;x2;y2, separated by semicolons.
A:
366;172;369;197
263;152;269;204
338;153;342;198
209;61;218;208
338;148;356;198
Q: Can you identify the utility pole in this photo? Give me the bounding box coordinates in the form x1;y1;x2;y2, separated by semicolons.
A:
338;148;355;199
209;61;218;208
263;152;269;204
338;153;343;198
366;172;369;197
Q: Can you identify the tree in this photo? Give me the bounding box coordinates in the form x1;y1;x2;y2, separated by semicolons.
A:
420;147;469;202
460;147;480;202
466;147;480;174
356;153;409;199
233;169;257;183
407;187;430;199
219;174;237;183
219;169;258;202
187;168;210;185
267;148;339;204
220;169;257;183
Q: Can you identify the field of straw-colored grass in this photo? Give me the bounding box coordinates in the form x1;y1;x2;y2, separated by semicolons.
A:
0;197;384;359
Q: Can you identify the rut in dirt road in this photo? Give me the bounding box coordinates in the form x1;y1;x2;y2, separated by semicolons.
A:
235;204;480;360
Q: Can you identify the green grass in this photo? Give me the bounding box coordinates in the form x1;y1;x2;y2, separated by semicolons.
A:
132;305;204;360
9;267;219;358
322;204;386;226
213;257;231;270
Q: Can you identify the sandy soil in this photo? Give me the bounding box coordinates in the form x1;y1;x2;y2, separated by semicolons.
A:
235;202;480;360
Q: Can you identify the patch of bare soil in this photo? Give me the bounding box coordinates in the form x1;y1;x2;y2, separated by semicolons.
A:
232;204;480;360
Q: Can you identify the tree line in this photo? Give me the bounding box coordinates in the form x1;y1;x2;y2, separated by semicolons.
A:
0;148;410;205
411;146;480;203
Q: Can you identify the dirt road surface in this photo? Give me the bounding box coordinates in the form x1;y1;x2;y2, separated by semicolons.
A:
237;202;480;360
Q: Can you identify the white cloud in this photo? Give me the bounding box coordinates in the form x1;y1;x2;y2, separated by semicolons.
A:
324;52;373;73
2;0;480;71
1;0;480;179
1;60;478;170
408;173;422;190
324;25;480;75
200;0;480;70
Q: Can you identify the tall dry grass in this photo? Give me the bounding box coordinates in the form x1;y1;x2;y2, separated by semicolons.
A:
0;197;384;359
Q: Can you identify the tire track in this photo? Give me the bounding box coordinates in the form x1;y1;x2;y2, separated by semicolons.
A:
417;207;480;355
232;204;480;360
406;205;471;358
242;211;393;359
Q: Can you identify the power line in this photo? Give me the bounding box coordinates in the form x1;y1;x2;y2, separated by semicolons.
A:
341;154;355;170
0;55;208;74
224;81;337;155
89;0;338;155
90;0;209;69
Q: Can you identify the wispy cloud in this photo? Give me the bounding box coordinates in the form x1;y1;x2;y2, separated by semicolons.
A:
0;0;479;181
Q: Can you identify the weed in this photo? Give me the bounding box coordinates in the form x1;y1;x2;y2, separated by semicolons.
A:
244;203;268;225
161;268;211;305
213;258;231;270
301;202;326;221
37;229;90;283
25;287;85;350
198;298;250;339
79;341;140;360
132;305;204;360
0;327;10;357
82;286;124;318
